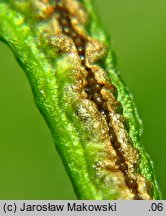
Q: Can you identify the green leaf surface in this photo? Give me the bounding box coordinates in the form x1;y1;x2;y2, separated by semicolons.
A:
0;0;161;199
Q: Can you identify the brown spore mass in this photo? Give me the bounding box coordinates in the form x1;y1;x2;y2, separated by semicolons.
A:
54;0;142;199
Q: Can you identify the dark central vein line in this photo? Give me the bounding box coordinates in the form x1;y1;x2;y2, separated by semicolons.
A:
55;1;142;200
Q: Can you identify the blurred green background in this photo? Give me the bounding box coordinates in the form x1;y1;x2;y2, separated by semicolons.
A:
0;0;165;199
